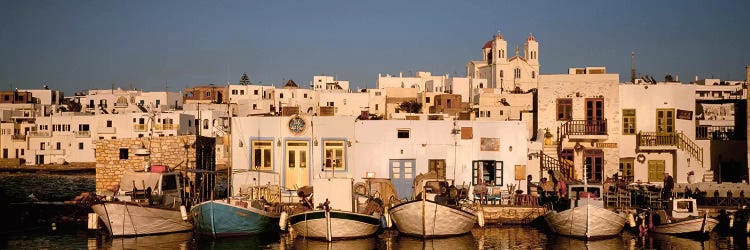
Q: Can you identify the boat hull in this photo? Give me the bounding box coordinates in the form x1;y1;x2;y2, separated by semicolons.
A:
651;217;718;235
92;202;192;236
389;200;477;238
543;205;627;239
289;210;380;240
191;200;280;237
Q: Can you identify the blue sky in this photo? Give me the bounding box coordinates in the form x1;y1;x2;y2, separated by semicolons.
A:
1;1;748;94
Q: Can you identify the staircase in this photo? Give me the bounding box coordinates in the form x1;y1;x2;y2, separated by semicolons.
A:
637;131;704;168
537;125;575;183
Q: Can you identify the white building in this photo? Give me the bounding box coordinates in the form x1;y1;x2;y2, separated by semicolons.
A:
312;75;350;91
467;33;540;92
377;71;448;93
230;116;530;199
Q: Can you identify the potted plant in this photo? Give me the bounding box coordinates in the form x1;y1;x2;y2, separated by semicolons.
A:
544;128;553;145
687;171;696;184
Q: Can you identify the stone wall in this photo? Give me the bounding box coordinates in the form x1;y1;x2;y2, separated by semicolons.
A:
95;135;202;194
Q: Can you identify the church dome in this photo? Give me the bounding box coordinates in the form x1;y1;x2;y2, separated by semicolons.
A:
527;33;536;41
483;40;493;49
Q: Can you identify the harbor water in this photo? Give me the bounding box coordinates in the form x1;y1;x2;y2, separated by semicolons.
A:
1;172;749;249
2;225;748;249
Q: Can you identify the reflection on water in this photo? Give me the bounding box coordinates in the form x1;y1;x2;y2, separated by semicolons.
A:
106;232;193;250
5;226;750;249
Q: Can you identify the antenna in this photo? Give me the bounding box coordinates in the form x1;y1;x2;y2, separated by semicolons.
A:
631;51;636;83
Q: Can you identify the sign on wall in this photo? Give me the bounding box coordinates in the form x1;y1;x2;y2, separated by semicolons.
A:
515;165;526;180
676;109;693;120
480;138;500;151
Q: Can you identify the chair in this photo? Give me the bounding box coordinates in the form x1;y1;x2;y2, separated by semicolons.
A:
605;190;618;207
487;186;502;205
618;189;631;208
648;188;662;209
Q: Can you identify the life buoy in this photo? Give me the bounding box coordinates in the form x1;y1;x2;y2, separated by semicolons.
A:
637;154;646;163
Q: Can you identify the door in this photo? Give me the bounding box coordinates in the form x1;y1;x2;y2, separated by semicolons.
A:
390;159;415;200
648;160;666;183
584;150;603;182
585;98;604;134
472;161;503;186
35;155;44;165
656;109;675;134
284;141;309;190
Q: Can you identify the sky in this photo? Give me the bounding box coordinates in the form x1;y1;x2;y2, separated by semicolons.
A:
1;1;749;94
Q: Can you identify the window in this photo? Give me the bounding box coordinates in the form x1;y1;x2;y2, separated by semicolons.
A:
232;90;237;95
40;143;45;150
323;140;346;170
397;129;410;139
532;71;536;79
556;99;572;121
375;104;379;110
656;109;674;134
426;97;430;103
79;142;84;150
79;124;90;131
514;68;521;78
254;90;259;95
304;93;308;98
280;93;284;99
619;158;634;182
56;142;61;150
251;140;273;170
155;100;161;107
648;160;665;182
106;120;112;127
499;70;503;78
472;161;503;186
119;148;129;159
622;109;636;135
584;150;604;182
206;91;211;97
252;104;257;110
203;119;209;129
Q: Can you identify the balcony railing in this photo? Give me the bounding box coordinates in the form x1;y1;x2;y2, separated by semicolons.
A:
74;131;91;137
696;125;744;140
29;131;50;137
133;124;147;131
563;119;607;135
154;124;178;130
11;134;26;141
637;132;677;147
637;131;703;166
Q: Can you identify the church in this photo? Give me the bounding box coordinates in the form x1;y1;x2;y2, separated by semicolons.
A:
466;32;540;92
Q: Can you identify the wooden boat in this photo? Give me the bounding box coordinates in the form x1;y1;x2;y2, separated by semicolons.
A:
92;170;192;236
289;178;382;241
389;173;478;238
191;195;281;237
646;198;718;235
543;184;627;239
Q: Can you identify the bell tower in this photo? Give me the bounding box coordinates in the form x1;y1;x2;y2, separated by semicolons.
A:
492;32;508;89
524;33;539;66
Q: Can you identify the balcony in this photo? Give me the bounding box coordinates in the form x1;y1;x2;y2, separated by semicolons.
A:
98;127;116;134
28;131;50;137
153;124;179;130
74;131;91;138
36;149;65;155
637;132;678;150
11;134;26;141
696;125;744;140
114;102;129;108
563;119;608;140
133;124;147;132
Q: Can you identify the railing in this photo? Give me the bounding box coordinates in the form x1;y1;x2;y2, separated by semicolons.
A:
133;124;147;131
28;131;50;137
562;119;607;135
11;134;26;140
540;151;574;182
153;124;178;130
74;131;91;137
637;131;703;167
114;102;129;107
696;125;743;140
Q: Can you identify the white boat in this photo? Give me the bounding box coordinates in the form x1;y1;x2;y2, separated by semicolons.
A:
647;198;718;235
92;170;192;236
389;174;477;238
543;184;627;239
289;178;382;241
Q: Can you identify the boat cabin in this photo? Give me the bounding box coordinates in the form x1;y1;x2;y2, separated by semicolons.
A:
115;170;184;208
667;198;700;219
568;184;604;208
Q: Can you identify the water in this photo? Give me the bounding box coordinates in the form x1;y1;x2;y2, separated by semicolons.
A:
2;226;747;249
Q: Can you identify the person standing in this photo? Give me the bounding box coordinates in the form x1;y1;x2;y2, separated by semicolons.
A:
662;172;674;201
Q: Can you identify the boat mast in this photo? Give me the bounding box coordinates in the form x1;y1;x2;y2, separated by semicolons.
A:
227;85;232;198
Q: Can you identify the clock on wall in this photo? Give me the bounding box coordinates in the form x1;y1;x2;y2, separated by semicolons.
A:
288;116;306;134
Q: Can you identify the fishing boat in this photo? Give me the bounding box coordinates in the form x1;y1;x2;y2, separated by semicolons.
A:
645;198;717;235
389;172;478;238
289;178;383;241
91;169;193;236
543;184;628;239
191;185;282;237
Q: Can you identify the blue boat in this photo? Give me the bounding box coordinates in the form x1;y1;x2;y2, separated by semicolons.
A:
191;198;281;237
